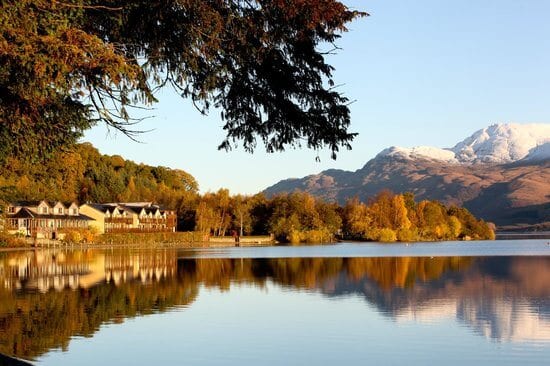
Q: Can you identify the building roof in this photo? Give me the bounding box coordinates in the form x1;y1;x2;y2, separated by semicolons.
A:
118;205;139;215
11;200;81;208
85;203;117;213
11;200;44;207
117;202;154;208
10;207;35;218
143;207;160;214
8;209;94;221
83;202;174;215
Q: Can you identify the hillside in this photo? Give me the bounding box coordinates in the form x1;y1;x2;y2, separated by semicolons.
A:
264;124;550;228
0;143;198;211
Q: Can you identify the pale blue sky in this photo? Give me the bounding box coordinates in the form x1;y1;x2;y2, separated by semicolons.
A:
83;0;550;194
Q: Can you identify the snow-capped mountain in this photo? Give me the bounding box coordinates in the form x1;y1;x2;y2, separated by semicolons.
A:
451;123;550;164
264;123;550;228
376;146;458;163
377;123;550;164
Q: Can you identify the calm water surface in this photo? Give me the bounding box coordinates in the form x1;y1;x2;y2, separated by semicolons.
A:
0;240;548;365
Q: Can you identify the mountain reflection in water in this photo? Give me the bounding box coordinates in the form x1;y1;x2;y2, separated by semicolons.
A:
0;249;548;360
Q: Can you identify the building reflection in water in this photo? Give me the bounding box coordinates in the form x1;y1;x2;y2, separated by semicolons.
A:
0;249;177;292
0;251;548;360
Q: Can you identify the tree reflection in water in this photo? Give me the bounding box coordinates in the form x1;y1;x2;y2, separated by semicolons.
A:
0;249;548;360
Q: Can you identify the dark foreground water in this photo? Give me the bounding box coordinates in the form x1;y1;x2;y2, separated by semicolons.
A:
0;240;549;365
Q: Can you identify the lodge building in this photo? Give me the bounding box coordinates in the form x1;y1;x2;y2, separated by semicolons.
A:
5;201;177;238
79;202;177;234
6;200;93;239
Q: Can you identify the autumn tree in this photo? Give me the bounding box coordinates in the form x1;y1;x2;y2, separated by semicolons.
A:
267;191;340;243
195;200;217;234
231;194;252;236
340;192;493;242
0;0;366;161
342;197;371;239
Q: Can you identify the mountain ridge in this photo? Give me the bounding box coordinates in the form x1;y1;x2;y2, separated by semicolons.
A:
264;123;550;228
375;123;550;164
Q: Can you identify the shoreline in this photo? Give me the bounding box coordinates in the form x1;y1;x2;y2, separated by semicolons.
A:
3;235;549;253
0;236;277;252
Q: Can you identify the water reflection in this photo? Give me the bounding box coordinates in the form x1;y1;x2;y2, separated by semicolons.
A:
333;257;550;343
1;249;176;292
0;249;548;360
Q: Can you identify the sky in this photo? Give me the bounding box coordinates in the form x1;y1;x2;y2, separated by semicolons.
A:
83;0;550;194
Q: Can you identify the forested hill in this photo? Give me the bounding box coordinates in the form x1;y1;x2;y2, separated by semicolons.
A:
0;143;198;210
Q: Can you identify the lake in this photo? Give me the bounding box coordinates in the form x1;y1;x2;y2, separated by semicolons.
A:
0;240;549;365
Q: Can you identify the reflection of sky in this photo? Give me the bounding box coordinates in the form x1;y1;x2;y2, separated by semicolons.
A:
36;283;550;366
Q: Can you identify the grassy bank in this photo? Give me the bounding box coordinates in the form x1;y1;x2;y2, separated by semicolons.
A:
95;232;274;246
0;231;275;249
0;232;28;248
95;232;207;246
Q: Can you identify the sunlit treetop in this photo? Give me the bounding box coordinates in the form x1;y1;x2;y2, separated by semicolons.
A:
0;0;366;160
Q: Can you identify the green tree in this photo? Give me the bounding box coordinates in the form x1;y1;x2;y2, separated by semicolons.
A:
0;0;366;161
248;193;272;235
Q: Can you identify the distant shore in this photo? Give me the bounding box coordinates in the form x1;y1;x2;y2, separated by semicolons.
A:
495;231;550;240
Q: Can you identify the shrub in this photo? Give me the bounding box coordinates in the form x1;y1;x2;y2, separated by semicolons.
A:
286;229;334;245
0;232;27;247
396;228;418;242
377;228;397;243
96;232;202;245
364;228;380;241
60;228;98;244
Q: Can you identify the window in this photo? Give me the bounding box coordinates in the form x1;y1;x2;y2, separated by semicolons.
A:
8;206;15;213
58;208;63;214
72;208;78;215
42;207;48;214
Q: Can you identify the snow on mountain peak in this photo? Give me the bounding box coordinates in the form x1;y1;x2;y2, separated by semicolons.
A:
524;141;550;162
451;123;550;164
376;146;458;163
376;123;550;164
